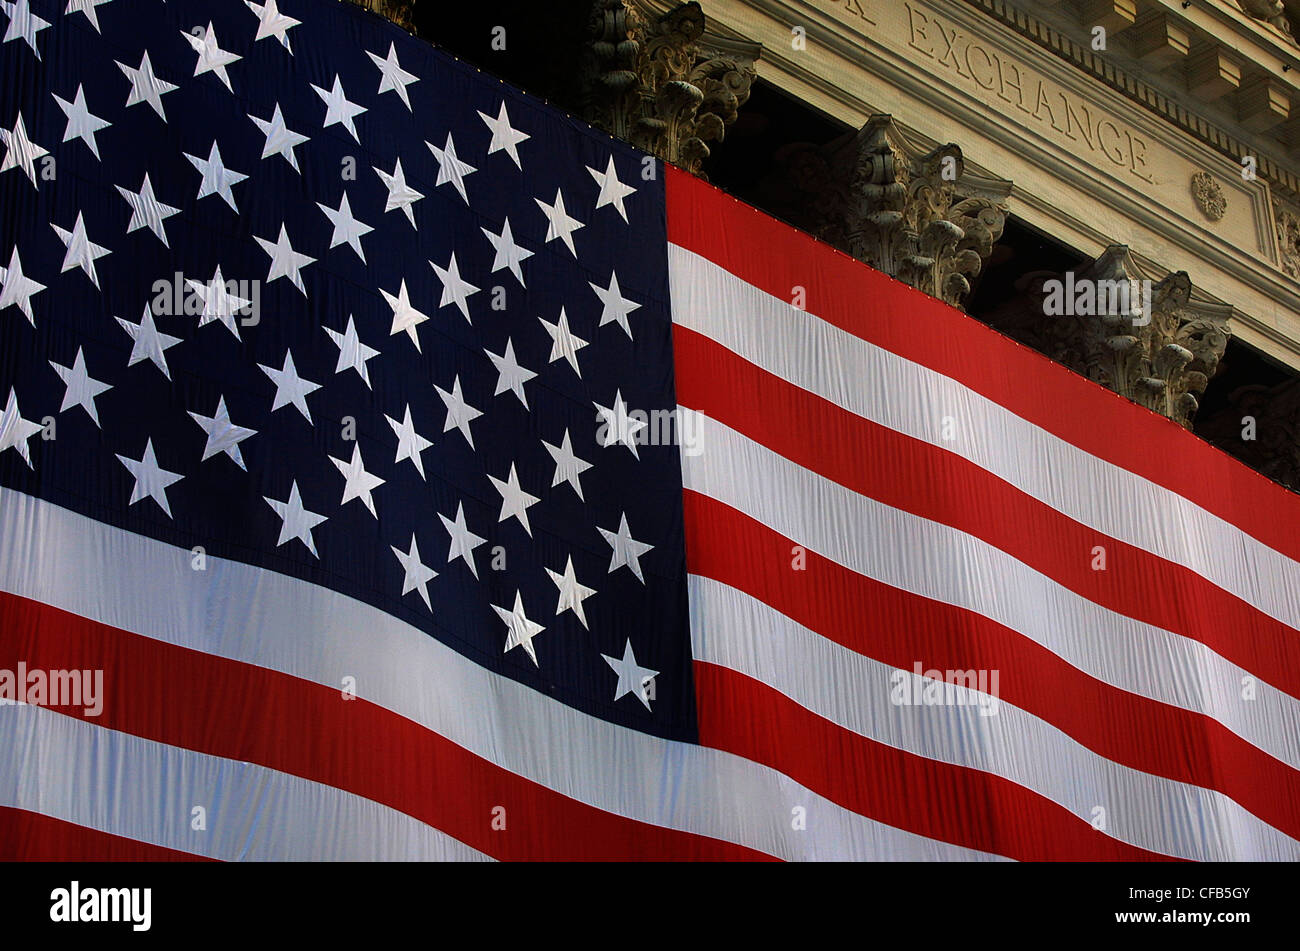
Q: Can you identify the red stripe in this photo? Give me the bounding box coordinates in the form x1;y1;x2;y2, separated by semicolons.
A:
675;325;1300;701
0;807;210;861
0;591;773;862
665;165;1300;567
684;491;1300;843
694;663;1179;862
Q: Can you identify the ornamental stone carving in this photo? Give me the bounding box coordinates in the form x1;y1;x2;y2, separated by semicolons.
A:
1190;172;1227;221
769;115;1012;310
1237;0;1292;33
1237;0;1300;42
1201;379;1300;490
1239;0;1286;23
584;1;760;176
1275;199;1300;277
345;0;417;33
984;247;1231;428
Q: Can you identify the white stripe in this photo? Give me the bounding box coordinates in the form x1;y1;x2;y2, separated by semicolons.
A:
690;574;1300;861
0;703;490;861
0;487;1007;862
668;244;1300;634
678;409;1300;776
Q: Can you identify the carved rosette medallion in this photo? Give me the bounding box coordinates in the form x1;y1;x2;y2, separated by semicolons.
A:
1190;172;1227;221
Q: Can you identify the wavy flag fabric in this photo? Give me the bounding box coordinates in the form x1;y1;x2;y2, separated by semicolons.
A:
0;0;1297;861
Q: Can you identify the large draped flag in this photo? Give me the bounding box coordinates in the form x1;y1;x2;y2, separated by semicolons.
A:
1;0;1298;861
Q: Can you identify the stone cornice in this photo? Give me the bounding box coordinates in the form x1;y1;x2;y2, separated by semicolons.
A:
685;0;1300;370
980;0;1300;203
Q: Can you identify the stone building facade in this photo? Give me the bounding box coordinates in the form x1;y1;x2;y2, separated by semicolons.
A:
352;0;1300;491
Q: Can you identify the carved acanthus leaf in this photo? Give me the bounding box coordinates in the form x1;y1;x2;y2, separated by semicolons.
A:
772;115;1011;310
584;1;759;176
984;247;1230;428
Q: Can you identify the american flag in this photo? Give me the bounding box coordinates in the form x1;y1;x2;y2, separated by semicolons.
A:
1;0;1298;861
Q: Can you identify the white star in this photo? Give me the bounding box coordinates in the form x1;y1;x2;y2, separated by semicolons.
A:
0;112;48;187
367;41;418;110
188;395;257;469
311;75;366;142
381;279;429;351
324;314;379;388
317;191;372;262
116;173;180;247
51;213;110;287
426;133;475;204
547;555;596;629
184;140;248;212
384;404;432;479
0;387;41;467
65;0;112;34
535;188;584;256
480;218;531;287
52;85;110;159
0;245;43;327
330;444;385;517
391;533;437;609
602;638;658;710
542;429;592;501
115;438;183;517
254;223;315;295
484;338;536;409
489;462;540;537
245;0;299;51
183;22;241;91
493;591;545;667
439;501;486;578
590;270;641;339
250;104;309;171
429;252;479;323
1;0;50;57
186;264;251;339
594;389;647;459
264;480;327;557
434;375;481;449
258;349;320;422
116;51;178;120
373;158;423;228
539;307;588;377
598;513;655;583
477;101;529;169
0;246;44;326
116;305;180;379
587;156;637;222
49;347;111;427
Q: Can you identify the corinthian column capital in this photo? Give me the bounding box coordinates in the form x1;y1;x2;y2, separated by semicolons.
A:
344;0;417;33
774;115;1012;310
986;246;1231;428
584;1;760;176
1202;379;1300;491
